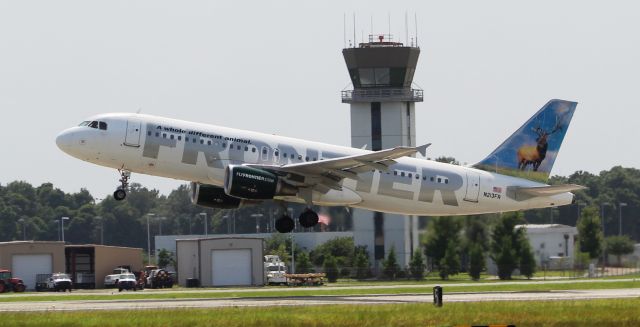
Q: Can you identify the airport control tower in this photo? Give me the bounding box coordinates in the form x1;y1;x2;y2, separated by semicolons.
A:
342;34;422;269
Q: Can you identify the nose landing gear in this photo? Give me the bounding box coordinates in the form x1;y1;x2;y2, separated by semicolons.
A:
113;169;131;201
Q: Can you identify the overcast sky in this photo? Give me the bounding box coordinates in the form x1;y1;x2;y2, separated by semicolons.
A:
1;0;638;199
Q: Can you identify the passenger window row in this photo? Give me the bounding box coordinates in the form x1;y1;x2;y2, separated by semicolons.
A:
146;130;325;162
273;150;316;162
385;170;449;184
146;131;260;153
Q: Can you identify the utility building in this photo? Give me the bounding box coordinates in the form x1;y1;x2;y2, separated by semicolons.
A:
176;237;264;287
342;35;423;269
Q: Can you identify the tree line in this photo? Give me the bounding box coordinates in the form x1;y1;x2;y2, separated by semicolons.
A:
0;165;637;277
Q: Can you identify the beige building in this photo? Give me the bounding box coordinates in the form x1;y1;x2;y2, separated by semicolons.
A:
176;237;264;287
0;241;143;289
0;241;66;290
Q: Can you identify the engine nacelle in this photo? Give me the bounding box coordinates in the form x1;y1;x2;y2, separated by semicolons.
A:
224;165;297;200
190;182;244;209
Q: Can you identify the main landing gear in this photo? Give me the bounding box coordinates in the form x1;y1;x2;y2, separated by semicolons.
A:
113;169;131;201
274;205;320;233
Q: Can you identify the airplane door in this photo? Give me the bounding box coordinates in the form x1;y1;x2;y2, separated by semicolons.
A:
124;120;142;147
464;172;480;202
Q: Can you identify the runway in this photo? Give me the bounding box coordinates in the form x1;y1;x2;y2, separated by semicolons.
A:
1;288;639;312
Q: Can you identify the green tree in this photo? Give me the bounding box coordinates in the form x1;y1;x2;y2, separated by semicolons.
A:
424;217;462;271
353;247;370;279
439;241;460;280
606;235;635;266
309;237;354;267
519;237;536;279
323;255;339;282
434;156;460;165
490;212;527;280
577;206;603;260
382;246;401;280
468;243;485;281
157;248;175;268
296;251;313;274
408;250;426;280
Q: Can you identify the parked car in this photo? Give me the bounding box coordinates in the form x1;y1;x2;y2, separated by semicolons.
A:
146;269;174;289
46;273;73;292
116;273;138;292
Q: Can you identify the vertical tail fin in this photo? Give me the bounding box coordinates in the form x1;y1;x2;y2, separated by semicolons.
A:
473;99;577;182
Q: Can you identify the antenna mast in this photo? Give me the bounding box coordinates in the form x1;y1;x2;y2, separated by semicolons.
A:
353;13;356;47
414;13;419;47
343;13;346;48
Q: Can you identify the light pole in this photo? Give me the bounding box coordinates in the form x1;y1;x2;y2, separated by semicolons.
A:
575;202;586;224
549;206;557;224
288;208;295;274
600;203;610;237
146;213;155;264
95;216;103;245
158;217;166;236
199;212;207;236
251;214;263;233
18;218;26;240
223;214;230;234
618;202;627;236
60;217;69;243
600;203;610;268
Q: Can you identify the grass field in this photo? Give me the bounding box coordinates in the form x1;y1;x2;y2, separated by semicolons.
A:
1;279;638;303
3;299;640;326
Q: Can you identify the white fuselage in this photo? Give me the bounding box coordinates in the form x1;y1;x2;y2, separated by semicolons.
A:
56;113;573;216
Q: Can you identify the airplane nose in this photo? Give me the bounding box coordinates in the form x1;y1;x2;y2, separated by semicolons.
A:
55;129;74;152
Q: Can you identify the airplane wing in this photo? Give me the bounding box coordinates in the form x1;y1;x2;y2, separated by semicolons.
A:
516;184;586;197
246;143;430;192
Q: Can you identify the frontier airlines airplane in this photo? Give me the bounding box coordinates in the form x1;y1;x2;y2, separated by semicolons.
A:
56;99;584;233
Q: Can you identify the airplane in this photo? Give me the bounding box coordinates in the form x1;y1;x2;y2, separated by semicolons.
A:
56;99;584;233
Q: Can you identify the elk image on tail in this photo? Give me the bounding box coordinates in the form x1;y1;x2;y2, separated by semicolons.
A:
474;99;576;183
517;114;564;171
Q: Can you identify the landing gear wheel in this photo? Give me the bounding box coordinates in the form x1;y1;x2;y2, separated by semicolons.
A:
298;209;319;228
275;215;295;233
113;189;127;201
113;169;131;201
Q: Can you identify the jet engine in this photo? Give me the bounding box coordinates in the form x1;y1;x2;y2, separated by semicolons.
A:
224;165;297;200
190;182;245;209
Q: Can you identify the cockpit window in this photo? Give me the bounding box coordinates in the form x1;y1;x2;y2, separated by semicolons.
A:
83;121;108;130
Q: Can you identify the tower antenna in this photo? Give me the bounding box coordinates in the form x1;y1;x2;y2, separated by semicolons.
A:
343;13;346;48
353;13;356;47
388;12;391;42
415;13;419;47
405;11;409;45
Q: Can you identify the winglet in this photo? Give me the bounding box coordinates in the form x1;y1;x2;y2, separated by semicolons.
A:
416;143;431;157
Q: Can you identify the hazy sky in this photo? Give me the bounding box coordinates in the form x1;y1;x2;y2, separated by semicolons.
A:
1;1;638;199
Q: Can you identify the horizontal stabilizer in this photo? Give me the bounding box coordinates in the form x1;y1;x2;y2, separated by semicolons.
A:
516;184;586;197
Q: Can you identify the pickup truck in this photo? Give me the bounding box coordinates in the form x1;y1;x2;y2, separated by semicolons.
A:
35;273;73;292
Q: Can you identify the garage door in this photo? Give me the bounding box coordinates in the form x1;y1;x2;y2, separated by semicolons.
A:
12;254;53;290
211;249;251;286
